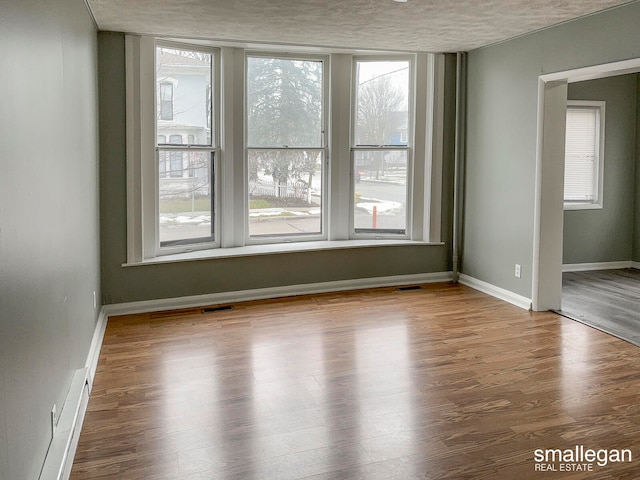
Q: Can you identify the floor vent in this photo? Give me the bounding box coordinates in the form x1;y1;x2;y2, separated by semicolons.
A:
397;285;422;291
202;305;234;314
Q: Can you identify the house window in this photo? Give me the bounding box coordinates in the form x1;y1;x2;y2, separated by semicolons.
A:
353;58;412;236
159;82;174;120
564;101;605;210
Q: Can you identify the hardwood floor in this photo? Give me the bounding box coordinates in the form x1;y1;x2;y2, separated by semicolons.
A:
561;268;640;347
71;283;640;479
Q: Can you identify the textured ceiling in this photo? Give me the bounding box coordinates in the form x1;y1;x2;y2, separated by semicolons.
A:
86;0;635;52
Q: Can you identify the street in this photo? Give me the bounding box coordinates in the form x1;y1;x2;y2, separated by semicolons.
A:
159;179;408;242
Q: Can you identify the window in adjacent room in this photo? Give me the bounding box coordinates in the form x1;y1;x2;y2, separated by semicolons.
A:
564;101;605;210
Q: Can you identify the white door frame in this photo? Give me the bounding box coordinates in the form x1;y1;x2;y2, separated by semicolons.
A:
532;58;640;311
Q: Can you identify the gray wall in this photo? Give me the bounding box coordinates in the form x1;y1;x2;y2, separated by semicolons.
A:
563;75;638;264
464;2;640;299
636;75;640;263
0;1;100;478
99;33;456;305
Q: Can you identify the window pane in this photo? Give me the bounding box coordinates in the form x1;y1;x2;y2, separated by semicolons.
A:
353;150;407;233
355;61;409;146
159;150;213;246
248;149;322;237
564;107;599;202
247;57;323;148
156;46;212;146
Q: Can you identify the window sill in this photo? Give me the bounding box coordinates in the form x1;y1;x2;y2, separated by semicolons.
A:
122;239;444;267
564;202;603;211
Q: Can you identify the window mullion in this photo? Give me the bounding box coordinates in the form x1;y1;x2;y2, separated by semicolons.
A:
329;54;353;241
426;53;445;243
411;53;429;242
139;36;158;259
219;46;245;248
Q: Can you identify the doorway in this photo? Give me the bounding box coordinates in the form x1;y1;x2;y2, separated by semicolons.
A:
556;73;640;345
533;57;640;312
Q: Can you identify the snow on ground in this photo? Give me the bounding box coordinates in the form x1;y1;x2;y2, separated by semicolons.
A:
160;214;211;226
248;208;318;218
159;197;398;226
356;198;402;214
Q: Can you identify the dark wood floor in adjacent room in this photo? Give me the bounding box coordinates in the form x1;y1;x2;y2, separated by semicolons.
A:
561;268;640;347
71;283;640;479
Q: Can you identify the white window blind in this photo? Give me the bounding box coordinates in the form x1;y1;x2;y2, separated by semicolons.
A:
564;104;602;205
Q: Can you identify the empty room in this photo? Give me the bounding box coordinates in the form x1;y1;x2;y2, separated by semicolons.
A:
2;1;640;479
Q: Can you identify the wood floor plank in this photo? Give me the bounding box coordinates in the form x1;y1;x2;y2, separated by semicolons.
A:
72;283;640;479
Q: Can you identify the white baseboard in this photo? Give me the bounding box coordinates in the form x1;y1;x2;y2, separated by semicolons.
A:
458;274;532;311
562;261;634;272
632;262;640;270
84;308;108;392
39;309;107;480
104;271;454;316
39;369;89;480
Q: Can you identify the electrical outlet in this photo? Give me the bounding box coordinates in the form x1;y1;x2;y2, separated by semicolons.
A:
515;264;522;279
51;404;57;438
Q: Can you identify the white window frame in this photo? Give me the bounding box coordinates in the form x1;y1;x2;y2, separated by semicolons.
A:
126;37;220;261
564;100;605;211
125;35;444;264
244;52;329;245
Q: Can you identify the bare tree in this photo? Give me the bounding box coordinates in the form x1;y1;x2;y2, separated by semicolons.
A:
356;75;405;146
355;76;406;179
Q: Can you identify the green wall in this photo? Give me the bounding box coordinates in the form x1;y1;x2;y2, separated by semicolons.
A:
464;1;640;299
99;33;456;305
563;75;638;265
0;1;100;478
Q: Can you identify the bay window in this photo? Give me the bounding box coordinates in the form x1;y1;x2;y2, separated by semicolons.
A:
126;36;443;263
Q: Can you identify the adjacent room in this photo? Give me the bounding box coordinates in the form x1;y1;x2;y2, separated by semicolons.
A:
560;74;640;346
2;1;640;479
